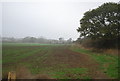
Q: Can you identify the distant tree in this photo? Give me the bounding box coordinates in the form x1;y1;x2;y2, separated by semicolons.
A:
77;2;120;48
30;37;37;43
77;2;120;40
67;38;72;44
9;37;16;42
22;36;36;43
59;38;63;41
59;37;64;44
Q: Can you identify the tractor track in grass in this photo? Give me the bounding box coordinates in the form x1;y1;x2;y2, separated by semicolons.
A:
42;46;109;79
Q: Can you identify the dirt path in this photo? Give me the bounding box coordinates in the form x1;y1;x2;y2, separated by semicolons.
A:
42;46;109;79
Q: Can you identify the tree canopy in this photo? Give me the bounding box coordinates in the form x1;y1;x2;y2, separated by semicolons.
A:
77;2;120;40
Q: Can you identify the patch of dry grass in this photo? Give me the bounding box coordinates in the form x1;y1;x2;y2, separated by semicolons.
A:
103;49;119;55
73;44;119;56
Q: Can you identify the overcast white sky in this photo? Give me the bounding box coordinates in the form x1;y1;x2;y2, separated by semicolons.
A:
0;0;119;40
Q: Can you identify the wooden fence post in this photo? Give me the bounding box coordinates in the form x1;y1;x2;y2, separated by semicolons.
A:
8;71;16;81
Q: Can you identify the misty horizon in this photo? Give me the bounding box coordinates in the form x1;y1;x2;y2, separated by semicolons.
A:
0;0;119;40
2;36;72;41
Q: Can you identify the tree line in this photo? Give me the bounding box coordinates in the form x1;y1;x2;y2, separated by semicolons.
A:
2;36;72;44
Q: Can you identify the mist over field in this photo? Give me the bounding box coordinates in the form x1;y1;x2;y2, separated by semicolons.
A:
1;1;105;40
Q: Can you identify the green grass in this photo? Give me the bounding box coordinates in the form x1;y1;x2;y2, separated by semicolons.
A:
2;43;65;46
4;43;118;79
24;47;53;74
49;68;89;79
91;54;118;78
3;43;91;79
28;63;89;79
3;43;73;79
2;43;55;77
71;46;119;79
3;46;42;63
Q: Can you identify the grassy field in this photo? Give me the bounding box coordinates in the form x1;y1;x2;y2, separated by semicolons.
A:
70;46;119;79
2;43;119;79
